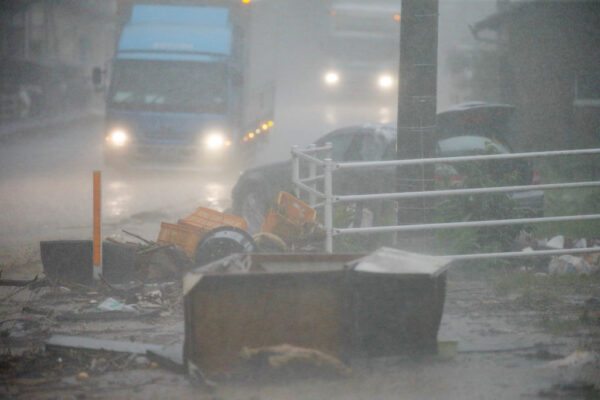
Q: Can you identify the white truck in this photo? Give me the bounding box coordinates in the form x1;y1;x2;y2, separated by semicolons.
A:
321;0;401;99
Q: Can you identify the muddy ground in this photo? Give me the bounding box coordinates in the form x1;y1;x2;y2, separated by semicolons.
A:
1;245;599;400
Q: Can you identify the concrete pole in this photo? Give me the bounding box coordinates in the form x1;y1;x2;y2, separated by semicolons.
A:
396;0;439;251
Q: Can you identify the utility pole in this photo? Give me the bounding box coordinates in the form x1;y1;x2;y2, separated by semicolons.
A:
396;0;439;251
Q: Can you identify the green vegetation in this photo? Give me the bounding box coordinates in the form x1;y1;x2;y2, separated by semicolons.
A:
534;155;600;238
332;201;397;253
433;145;529;271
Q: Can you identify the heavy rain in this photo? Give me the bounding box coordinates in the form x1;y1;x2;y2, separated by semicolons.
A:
1;1;599;399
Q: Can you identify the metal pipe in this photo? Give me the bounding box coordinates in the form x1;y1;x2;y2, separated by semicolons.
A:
336;181;599;202
308;145;317;206
324;158;334;253
291;145;300;198
337;148;600;170
294;180;324;199
448;246;600;261
299;174;325;185
335;214;600;235
293;150;326;166
292;143;332;154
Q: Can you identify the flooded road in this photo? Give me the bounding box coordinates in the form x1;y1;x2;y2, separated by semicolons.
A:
0;117;235;250
0;98;391;254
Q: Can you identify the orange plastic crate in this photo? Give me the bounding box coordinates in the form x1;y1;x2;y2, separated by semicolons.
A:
260;192;316;244
275;192;316;225
156;222;205;259
261;210;304;244
179;207;247;233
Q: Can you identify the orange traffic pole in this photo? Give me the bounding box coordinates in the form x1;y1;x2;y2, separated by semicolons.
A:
93;171;102;280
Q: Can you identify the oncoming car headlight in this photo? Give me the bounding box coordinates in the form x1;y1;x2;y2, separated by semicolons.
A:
377;74;394;90
324;71;340;86
106;128;129;147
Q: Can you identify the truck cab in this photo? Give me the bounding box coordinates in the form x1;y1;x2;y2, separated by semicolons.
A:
104;1;275;170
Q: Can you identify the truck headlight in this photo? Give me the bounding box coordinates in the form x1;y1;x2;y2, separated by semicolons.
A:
377;74;394;89
324;71;340;86
205;132;227;150
106;128;129;147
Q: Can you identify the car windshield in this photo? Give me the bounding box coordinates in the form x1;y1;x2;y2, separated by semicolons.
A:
437;135;510;156
108;59;228;114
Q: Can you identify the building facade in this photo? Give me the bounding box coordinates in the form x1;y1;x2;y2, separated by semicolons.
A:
472;1;600;150
0;0;116;120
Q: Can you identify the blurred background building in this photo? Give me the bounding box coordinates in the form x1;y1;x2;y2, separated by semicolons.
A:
0;0;117;121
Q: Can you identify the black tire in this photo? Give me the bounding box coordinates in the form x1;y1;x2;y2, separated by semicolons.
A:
233;183;270;235
193;226;257;266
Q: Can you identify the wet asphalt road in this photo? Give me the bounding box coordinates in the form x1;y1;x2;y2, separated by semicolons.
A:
0;117;234;249
0;98;393;253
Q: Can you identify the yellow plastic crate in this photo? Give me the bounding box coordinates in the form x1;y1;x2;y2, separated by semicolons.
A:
179;206;247;233
156;222;205;258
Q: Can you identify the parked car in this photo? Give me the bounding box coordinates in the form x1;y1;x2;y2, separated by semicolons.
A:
232;103;544;233
232;124;544;234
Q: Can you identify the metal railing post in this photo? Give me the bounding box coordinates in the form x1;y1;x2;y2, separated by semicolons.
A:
325;142;333;161
308;144;317;207
324;158;333;253
292;145;300;198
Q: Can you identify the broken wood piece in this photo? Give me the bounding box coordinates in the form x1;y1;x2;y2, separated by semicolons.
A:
55;309;161;322
122;230;155;245
146;344;185;374
46;335;164;355
240;344;353;377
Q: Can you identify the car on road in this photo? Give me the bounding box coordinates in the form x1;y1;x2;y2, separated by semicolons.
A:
232;104;544;233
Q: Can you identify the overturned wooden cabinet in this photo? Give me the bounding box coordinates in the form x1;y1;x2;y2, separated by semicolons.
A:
183;248;450;375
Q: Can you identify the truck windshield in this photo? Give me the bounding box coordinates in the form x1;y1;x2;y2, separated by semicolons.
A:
108;59;228;114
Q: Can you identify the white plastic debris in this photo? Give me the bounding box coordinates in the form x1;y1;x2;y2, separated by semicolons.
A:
573;238;587;249
546;235;565;249
548;255;594;276
97;297;136;312
541;349;597;369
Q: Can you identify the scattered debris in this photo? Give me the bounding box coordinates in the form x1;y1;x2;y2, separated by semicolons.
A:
546;235;565;249
0;276;46;288
40;240;137;284
146;345;185;374
253;232;288;253
549;255;596;276
260;192;324;250
97;297;136;312
46;335;165;355
157;207;248;259
540;349;597;369
0;276;41;301
240;344;353;378
75;371;89;381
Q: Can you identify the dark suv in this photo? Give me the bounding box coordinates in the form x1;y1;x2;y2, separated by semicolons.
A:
232;103;544;233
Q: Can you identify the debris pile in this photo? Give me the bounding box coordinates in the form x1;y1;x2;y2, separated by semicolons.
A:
516;233;600;275
257;191;324;251
156;194;324;264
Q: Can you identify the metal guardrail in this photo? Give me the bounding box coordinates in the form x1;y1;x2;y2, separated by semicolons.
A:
291;143;600;256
